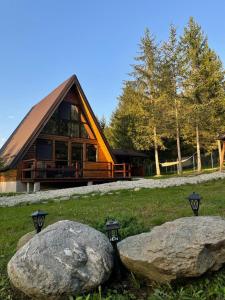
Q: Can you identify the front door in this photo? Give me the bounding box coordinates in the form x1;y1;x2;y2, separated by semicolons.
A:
71;143;83;177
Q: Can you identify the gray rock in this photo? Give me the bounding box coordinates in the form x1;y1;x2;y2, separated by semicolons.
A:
118;216;225;283
8;220;113;299
16;231;35;250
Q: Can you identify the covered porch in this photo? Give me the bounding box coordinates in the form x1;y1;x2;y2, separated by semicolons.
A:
21;159;131;182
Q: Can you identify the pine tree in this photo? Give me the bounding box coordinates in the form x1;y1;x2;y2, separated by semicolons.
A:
109;82;138;149
160;25;183;174
131;29;165;175
179;17;224;172
99;115;107;131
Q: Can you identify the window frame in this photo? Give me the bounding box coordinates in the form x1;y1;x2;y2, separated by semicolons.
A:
36;139;53;161
86;144;98;162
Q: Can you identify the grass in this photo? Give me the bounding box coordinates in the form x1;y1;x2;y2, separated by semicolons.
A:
2;178;225;299
144;167;220;179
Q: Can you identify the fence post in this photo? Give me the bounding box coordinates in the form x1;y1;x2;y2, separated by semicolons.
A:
211;152;214;169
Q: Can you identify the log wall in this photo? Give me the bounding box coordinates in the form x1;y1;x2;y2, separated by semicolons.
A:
0;169;17;182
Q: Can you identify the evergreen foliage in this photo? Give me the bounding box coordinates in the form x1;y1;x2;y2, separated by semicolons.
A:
109;17;225;174
108;82;138;149
180;17;225;172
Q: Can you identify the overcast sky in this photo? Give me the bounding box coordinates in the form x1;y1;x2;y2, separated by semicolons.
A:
0;0;225;147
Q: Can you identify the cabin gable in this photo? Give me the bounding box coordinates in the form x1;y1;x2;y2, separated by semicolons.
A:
0;75;130;192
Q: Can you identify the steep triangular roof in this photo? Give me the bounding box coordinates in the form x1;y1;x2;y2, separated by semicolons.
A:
0;75;114;169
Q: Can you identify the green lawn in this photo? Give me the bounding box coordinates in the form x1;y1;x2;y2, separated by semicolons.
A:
145;167;220;179
1;178;225;299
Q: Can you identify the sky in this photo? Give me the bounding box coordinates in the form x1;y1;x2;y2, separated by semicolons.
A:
0;0;225;147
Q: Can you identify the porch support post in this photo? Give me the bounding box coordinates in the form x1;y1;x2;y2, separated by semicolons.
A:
34;182;40;192
27;182;33;193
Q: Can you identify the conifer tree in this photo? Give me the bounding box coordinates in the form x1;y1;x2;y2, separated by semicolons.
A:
131;29;165;175
109;82;138;149
160;25;183;174
179;17;224;172
99;115;107;130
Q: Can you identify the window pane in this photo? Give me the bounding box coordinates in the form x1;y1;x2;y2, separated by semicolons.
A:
36;139;52;160
71;105;79;121
72;144;83;162
70;122;80;137
42;113;58;135
58;102;71;120
55;141;68;161
59;120;69;136
86;144;97;162
81;123;89;139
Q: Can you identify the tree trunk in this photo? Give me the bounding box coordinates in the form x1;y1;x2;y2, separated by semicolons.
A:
176;127;182;175
175;101;182;174
196;125;202;172
154;126;161;176
218;140;224;171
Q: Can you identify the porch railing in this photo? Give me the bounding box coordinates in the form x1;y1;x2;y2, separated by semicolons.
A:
21;159;131;181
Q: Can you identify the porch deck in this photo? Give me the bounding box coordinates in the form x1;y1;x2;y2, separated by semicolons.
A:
21;159;131;183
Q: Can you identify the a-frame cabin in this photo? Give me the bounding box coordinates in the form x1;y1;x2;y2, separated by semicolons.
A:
0;75;130;192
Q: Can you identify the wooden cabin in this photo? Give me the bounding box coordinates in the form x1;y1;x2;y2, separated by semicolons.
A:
112;149;148;176
0;75;130;192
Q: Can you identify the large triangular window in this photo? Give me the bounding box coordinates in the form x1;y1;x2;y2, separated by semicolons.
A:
42;101;95;139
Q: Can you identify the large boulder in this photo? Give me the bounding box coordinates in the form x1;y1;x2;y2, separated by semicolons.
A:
16;231;35;250
8;220;113;299
118;216;225;283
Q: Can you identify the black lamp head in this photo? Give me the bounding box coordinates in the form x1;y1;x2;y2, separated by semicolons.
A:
31;210;48;233
105;219;120;244
188;192;201;216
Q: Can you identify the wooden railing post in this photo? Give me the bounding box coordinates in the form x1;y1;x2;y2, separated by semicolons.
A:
75;161;78;178
123;163;126;178
35;159;38;179
22;160;24;180
111;163;114;178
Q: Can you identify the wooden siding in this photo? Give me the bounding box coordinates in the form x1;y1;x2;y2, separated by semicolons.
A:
83;161;112;178
0;169;17;182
